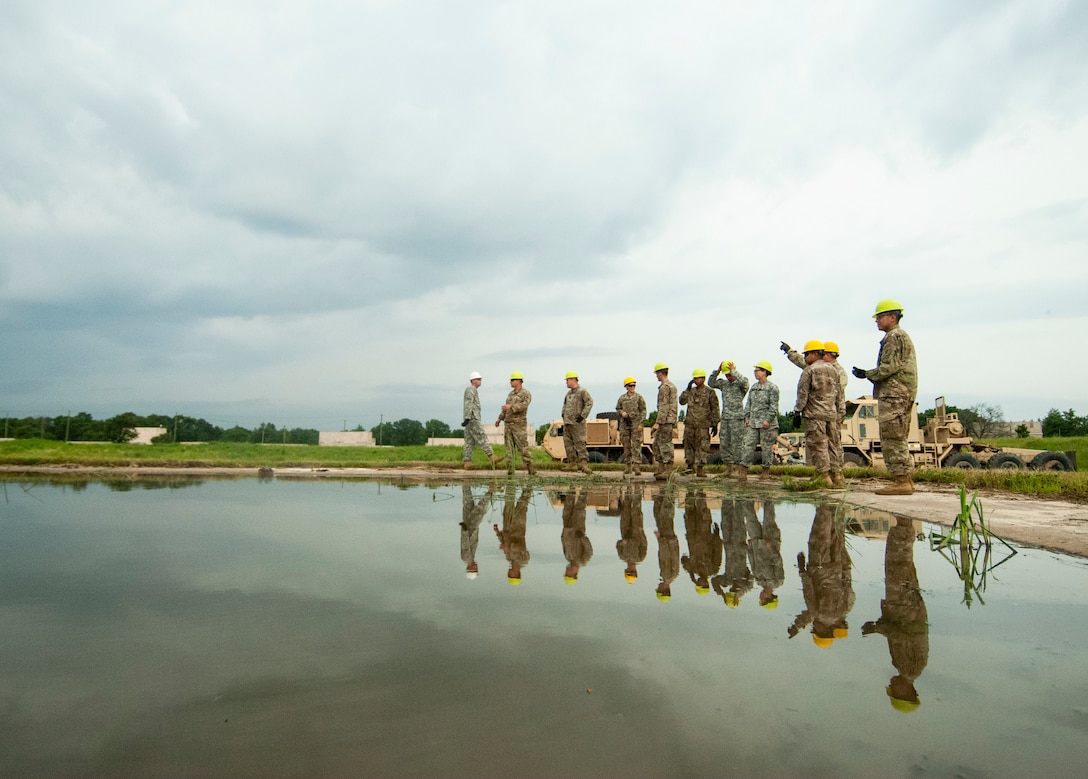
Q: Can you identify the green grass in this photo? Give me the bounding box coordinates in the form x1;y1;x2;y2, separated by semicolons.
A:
977;436;1087;471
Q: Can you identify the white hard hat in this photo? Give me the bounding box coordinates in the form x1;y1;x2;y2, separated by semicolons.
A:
469;371;482;380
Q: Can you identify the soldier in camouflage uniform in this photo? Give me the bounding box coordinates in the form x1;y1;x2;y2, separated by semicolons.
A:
460;482;494;579
713;498;752;608
788;504;856;649
495;371;534;476
709;359;749;480
463;371;500;469
679;368;720;478
616;484;647;583
852;300;918;495
560;371;594;474
493;485;532;585
560;488;593;584
793;341;845;487
745;500;784;610
616;377;647;476
680;489;721;596
743;361;780;476
651;363;678;481
782;339;849;480
653;491;679;602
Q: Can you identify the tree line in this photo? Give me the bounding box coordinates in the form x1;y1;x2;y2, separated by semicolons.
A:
0;413;321;445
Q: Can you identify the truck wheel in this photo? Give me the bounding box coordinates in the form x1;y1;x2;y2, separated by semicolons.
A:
587;451;607;464
843;452;864;468
987;452;1024;470
945;452;981;469
641;450;652;464
1030;451;1074;471
707;451;723;465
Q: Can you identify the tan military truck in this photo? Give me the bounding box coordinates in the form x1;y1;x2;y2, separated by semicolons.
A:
828;395;1076;471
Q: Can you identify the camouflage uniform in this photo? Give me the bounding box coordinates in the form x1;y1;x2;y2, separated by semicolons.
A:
653;492;680;597
460;483;491;569
494;486;532;580
561;490;593;578
787;350;849;473
681;491;722;592
616;486;647;576
708;366;749;465
462;384;494;462
743;380;780;467
863;325;918;478
679;382;720;470
794;360;845;477
788;504;856;644
616;391;647;469
561;385;594;466
654;377;679;466
496;385;533;474
713;499;753;606
744;500;784;604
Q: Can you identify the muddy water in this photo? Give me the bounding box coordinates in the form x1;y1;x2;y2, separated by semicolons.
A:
1;477;1086;777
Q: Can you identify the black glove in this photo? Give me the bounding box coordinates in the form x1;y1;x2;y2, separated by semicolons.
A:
851;366;867;379
575;416;584;423
710;425;718;437
780;341;791;354
462;419;470;427
687;379;696;390
792;412;802;428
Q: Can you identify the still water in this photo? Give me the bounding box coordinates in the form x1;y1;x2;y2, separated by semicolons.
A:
1;477;1087;778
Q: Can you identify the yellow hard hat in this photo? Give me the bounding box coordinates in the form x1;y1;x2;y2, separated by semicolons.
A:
822;340;840;354
565;371;578;380
623;376;636;386
887;688;921;713
656;591;671;602
833;627;849;639
873;299;904;318
695;585;710;596
508;576;522;586
724;592;740;608
510;371;524;380
754;360;773;374
802;339;824;353
564;576;578;585
654;362;669;372
692;368;707;378
720;360;736;371
812;634;834;649
624;572;637;584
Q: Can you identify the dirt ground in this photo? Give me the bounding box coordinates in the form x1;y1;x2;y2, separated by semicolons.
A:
4;465;1088;559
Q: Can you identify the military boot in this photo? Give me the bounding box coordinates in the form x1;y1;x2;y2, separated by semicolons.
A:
463;461;472;470
489;454;502;466
735;465;748;482
695;465;707;478
633;464;641;476
563;462;578;472
579;461;592;475
830;471;846;488
810;471;830;489
875;477;913;496
526;461;537;477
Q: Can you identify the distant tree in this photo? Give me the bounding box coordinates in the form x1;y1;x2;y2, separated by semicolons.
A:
66;412;106;441
645;411;657;427
1015;424;1030;438
778;413;797;433
370;421;393;445
389;418;426;446
536;423;550;446
104;412;140;443
1042;408;1088;437
960;403;1005;439
220;426;252;442
423;419;453;440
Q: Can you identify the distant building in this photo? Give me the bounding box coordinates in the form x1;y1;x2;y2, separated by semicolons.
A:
131;427;168;444
996;420;1043;438
319;431;376;447
429;421;531;447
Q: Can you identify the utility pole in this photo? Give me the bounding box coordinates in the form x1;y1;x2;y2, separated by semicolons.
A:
65;410;71;442
378;414;383;446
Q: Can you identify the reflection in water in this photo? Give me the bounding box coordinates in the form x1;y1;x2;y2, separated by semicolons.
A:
652;491;679;601
460;483;495;579
681;489;720;596
560;488;593;584
714;498;753;608
493;485;532;585
616;485;647;585
789;504;856;648
747;501;784;609
864;516;930;713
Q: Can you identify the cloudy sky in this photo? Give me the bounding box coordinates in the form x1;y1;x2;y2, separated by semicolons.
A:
2;0;1085;432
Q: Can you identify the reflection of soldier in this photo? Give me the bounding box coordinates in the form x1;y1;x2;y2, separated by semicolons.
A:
616;485;647;584
561;489;593;583
745;500;784;609
493;486;532;585
681;490;721;595
653;491;680;601
863;517;929;713
788;504;855;647
461;482;494;579
713;499;753;608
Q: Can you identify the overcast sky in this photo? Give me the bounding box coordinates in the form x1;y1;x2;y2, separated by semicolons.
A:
2;0;1086;432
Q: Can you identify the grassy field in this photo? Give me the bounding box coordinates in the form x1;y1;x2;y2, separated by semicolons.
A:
3;438;1088;500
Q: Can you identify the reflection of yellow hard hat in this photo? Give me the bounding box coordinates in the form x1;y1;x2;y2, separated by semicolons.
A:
623;376;636;386
510;371;524;380
624;572;637;584
833;627;849;639
813;635;834;649
887;688;921;713
873;299;904;318
508;576;522;586
654;362;669;372
695;585;711;596
761;597;779;609
656;591;671;602
692;368;707;378
754;360;773;374
802;339;824;353
724;592;740;608
564;576;578;585
565;371;578;380
822;341;840;354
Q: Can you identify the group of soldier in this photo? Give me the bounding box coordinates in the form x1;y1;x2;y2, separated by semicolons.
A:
462;298;918;495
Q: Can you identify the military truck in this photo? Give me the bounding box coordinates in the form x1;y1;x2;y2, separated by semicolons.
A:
827;395;1076;471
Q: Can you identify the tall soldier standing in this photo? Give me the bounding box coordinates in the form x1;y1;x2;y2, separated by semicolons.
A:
679;368;720;478
462;371;501;470
561;371;594;474
651;362;678;481
616;377;647;476
495;371;535;476
709;359;749;480
853;299;918;495
793;340;845;487
743;361;780;477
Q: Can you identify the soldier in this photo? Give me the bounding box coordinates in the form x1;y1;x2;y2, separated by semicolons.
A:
679;368;720;478
745;500;784;610
460;482;493;579
462;371;501;470
650;362;678;481
653;491;680;602
713;498;752;609
792;340;845;487
493;485;532;585
495;371;534;476
560;371;594;474
616;377;647;476
681;489;721;596
788;504;856;648
743;361;780;477
782;339;848;478
852;299;918;495
616;484;647;584
560;489;593;584
709;359;749;480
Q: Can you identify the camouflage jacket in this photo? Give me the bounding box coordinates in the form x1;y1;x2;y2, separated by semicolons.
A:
616;392;647;425
561;386;594;424
744;381;780;427
794;360;845;421
463;385;482;422
866;325;918;400
656;379;678;424
497;387;532;423
679;383;720;427
708;367;750;420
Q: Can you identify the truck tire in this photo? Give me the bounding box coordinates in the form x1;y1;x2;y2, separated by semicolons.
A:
587;451;607;464
707;451;723;465
945;452;981;469
1030;451;1074;472
987;452;1025;470
843;452;865;468
595;412;619;420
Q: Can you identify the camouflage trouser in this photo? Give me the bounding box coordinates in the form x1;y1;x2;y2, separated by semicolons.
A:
683;424;711;468
831;416;844;473
620;420;642;465
878;396;914;478
563;421;588;463
462;420;494;461
654;423;675;465
804;418;834;474
504;420;533;471
743;424;779;467
719;418;745;465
